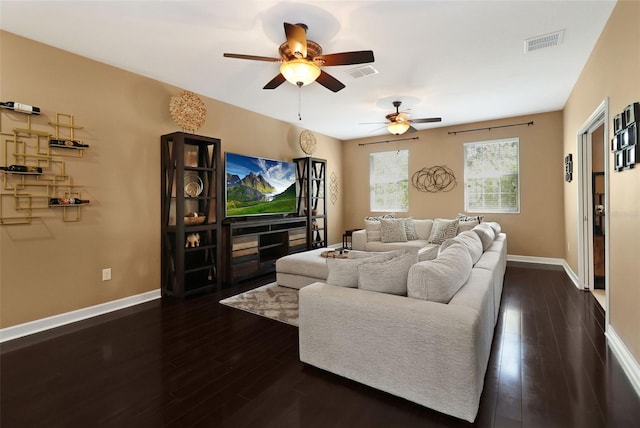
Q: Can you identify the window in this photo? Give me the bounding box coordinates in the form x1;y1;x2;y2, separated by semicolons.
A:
370;150;408;212
464;138;519;213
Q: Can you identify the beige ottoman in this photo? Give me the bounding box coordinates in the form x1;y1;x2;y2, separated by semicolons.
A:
276;248;331;289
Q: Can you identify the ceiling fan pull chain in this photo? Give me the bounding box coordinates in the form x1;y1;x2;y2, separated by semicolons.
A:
298;82;303;121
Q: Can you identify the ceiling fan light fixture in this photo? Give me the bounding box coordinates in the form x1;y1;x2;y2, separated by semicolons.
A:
280;59;321;86
387;121;410;135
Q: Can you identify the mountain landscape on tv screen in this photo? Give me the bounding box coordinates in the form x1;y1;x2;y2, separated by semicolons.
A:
226;171;296;216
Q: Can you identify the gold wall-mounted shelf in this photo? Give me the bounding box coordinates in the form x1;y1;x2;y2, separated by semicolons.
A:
0;108;91;224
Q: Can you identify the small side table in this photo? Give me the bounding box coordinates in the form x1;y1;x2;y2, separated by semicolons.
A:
342;229;361;250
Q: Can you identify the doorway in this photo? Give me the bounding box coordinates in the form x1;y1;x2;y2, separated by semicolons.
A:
577;99;609;314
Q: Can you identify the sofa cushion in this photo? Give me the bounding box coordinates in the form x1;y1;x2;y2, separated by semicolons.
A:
407;243;473;303
381;218;408;243
326;253;396;288
413;219;434;240
358;250;418;295
276;247;330;279
484;221;502;236
364;240;429;252
472;223;496;251
418;244;440;261
348;249;405;259
440;231;483;265
428;218;459;244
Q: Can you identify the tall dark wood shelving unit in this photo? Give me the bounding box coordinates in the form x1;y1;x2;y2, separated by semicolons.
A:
295;157;327;249
161;132;222;297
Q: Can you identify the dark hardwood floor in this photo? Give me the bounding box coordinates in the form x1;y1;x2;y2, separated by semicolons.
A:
2;265;639;427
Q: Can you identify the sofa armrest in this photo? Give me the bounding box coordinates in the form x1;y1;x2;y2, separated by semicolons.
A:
351;229;368;251
299;283;484;422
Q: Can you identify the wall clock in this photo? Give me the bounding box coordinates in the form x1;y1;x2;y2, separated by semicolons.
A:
299;130;317;155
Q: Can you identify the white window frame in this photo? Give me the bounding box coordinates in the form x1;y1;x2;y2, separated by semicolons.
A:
369;149;409;212
463;138;520;213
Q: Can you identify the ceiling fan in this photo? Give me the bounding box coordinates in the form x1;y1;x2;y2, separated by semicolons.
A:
223;22;374;92
363;101;442;135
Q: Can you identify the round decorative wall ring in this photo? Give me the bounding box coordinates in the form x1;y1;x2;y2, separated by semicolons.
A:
411;166;457;193
169;90;207;132
299;130;317;155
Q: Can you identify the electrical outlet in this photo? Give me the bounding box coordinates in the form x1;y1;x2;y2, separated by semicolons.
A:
102;268;112;281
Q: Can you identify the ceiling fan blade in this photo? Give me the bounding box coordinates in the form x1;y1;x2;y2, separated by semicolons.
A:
284;22;307;58
263;73;286;90
316;70;346;92
405;126;418;133
223;53;281;62
315;50;375;66
411;117;442;124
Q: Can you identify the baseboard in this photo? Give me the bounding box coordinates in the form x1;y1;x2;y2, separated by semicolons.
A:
606;325;640;399
0;289;161;343
506;255;582;289
506;254;565;266
561;260;582;289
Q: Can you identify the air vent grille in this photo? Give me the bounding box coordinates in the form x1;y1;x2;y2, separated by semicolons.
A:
347;65;379;79
525;30;565;53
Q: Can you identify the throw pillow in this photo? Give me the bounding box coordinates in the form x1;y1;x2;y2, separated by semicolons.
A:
363;214;395;242
381;218;408;243
364;219;382;242
403;217;419;240
472;223;496;250
457;213;485;223
365;213;396;221
457;219;480;233
358;250;418;295
440;231;483;265
407;243;473;303
326;253;395;287
427;218;459;245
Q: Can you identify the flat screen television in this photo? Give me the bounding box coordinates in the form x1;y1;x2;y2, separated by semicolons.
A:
225;152;297;217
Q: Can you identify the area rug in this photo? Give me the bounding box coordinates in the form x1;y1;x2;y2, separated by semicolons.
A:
219;282;299;326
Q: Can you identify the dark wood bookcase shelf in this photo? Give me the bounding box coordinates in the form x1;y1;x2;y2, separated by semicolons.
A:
295;157;327;249
161;132;222;297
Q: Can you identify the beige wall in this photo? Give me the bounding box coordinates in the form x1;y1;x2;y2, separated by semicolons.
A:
563;1;640;361
0;31;343;328
342;111;566;258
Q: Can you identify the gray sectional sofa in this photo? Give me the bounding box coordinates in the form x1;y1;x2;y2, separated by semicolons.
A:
298;221;507;422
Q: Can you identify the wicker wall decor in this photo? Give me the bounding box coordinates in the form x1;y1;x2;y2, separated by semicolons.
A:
329;171;338;205
412;166;457;193
169;91;206;132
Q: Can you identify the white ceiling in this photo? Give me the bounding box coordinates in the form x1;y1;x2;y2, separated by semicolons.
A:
1;1;616;141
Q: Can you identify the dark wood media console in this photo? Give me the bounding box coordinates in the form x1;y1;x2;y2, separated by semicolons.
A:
222;217;308;284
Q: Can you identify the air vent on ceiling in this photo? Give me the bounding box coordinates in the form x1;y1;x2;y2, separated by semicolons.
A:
347;64;379;79
524;30;565;53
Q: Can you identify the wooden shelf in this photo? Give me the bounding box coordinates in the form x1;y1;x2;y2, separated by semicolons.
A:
161;132;222;298
295;157;327;249
222;217;308;285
